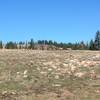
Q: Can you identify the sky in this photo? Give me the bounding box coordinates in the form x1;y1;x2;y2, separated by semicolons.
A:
0;0;100;43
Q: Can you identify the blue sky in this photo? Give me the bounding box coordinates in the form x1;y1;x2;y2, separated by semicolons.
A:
0;0;100;43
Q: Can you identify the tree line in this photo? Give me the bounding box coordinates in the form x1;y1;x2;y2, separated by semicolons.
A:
0;30;100;50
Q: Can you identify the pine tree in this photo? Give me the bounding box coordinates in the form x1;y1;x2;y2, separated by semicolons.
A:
5;42;17;49
44;40;49;45
0;41;3;49
94;31;100;50
89;39;95;50
29;39;34;49
48;40;53;45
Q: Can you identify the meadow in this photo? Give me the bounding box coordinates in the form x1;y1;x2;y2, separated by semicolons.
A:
0;50;100;100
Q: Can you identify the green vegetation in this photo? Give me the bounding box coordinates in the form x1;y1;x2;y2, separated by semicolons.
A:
0;30;100;50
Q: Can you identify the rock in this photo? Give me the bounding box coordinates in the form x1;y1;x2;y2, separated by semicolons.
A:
75;72;86;78
24;70;28;75
2;91;7;95
23;74;28;78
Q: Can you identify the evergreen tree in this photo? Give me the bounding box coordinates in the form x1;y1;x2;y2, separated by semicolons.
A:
44;40;49;45
53;41;58;46
38;40;42;44
29;39;34;49
0;41;3;49
48;40;53;45
67;43;73;48
89;39;95;50
94;31;100;50
41;40;45;45
5;42;17;49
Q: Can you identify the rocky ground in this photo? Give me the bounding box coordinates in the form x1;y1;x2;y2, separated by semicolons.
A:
0;50;100;100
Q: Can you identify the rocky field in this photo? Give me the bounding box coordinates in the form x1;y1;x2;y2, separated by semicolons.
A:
0;50;100;100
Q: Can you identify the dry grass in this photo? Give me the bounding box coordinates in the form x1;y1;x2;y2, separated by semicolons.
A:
0;49;100;100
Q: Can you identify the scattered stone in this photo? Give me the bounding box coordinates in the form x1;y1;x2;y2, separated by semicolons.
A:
24;70;28;75
75;72;86;78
